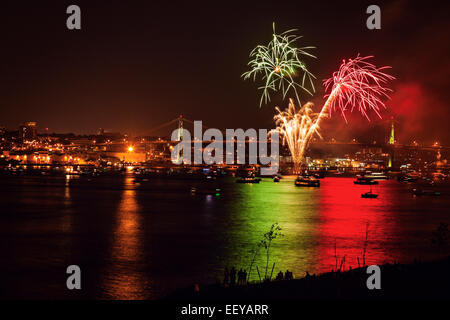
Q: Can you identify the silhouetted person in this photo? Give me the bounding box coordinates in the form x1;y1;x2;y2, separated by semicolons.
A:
230;267;236;286
284;270;293;280
276;271;283;281
223;267;230;287
243;269;247;284
238;269;244;285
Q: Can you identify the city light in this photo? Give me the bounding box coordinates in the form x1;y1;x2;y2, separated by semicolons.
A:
0;3;448;303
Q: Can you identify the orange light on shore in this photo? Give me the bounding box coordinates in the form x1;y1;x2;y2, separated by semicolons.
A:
128;146;134;152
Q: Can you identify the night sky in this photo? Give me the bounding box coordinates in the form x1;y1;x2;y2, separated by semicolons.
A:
1;0;449;144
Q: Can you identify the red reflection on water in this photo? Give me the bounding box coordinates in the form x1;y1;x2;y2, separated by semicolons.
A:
316;177;392;272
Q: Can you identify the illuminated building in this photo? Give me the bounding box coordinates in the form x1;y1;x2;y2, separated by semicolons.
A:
387;118;396;168
388;119;395;145
19;122;38;141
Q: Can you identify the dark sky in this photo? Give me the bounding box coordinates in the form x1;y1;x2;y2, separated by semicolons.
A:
1;0;449;144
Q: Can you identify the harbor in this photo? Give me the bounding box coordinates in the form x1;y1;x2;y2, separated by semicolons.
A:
1;171;449;299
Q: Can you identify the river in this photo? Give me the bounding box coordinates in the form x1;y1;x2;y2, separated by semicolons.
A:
0;174;448;299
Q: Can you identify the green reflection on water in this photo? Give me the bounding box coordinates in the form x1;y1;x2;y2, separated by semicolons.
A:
223;176;321;280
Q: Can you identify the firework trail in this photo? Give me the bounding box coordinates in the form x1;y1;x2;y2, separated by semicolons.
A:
242;23;316;107
323;55;394;121
274;55;394;170
273;99;322;173
305;55;395;144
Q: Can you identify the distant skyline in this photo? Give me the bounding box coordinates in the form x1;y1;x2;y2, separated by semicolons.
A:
1;0;449;145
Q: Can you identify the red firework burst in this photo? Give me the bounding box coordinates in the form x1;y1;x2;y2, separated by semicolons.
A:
323;55;395;121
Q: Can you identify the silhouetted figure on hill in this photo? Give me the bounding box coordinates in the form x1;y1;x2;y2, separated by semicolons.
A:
276;271;283;281
237;269;244;285
238;269;247;285
285;270;293;280
223;267;230;287
243;270;247;284
230;267;236;286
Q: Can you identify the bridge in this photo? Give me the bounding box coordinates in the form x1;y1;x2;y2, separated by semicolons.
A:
93;115;448;152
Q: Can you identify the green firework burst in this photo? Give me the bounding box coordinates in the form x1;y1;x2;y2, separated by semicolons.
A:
242;23;316;107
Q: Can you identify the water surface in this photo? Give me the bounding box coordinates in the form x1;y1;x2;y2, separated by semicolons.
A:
0;174;448;299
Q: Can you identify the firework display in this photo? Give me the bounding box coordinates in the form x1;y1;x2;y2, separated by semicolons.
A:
322;55;394;122
273;99;321;173
243;25;395;168
242;23;316;107
273;55;394;168
302;55;395;152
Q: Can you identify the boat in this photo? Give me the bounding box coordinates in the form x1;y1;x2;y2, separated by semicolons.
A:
361;191;378;198
361;187;378;198
398;174;419;183
295;176;320;187
412;188;441;196
353;177;379;185
236;177;260;184
236;170;261;184
302;170;325;180
364;172;388;180
190;186;221;195
313;173;325;179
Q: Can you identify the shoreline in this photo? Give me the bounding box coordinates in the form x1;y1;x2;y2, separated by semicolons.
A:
165;256;450;300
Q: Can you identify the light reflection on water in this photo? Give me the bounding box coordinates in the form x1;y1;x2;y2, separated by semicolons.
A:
221;177;321;281
317;178;392;271
101;176;149;299
0;174;449;299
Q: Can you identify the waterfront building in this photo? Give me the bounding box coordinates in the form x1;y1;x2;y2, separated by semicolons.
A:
19;122;38;141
